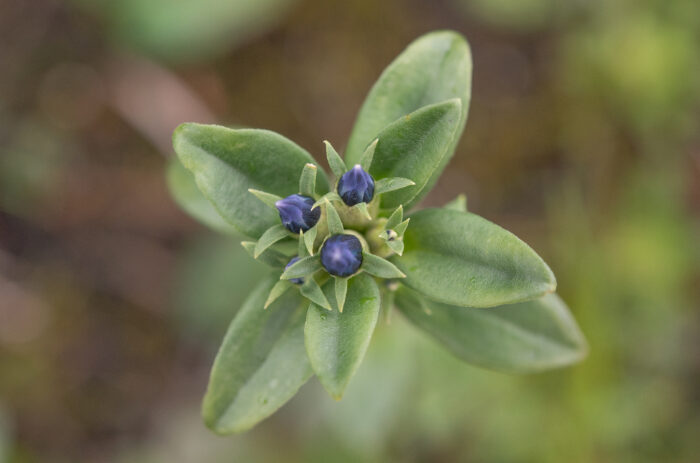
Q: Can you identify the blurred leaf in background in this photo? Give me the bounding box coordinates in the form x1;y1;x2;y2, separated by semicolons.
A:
71;0;298;63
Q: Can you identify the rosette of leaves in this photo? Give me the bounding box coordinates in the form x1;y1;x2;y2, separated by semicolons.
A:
168;30;588;434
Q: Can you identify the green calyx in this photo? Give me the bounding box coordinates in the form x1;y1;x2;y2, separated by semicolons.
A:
254;140;411;303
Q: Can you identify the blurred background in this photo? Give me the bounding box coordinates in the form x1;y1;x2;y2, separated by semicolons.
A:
1;0;699;461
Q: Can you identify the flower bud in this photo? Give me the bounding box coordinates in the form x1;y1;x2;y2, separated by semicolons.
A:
275;194;321;233
320;234;363;277
337;164;375;206
285;257;305;285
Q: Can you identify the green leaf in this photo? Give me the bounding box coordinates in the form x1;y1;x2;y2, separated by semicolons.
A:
202;275;312;434
352;202;372;221
394;219;410;236
444;193;467;212
241;241;288;267
335;277;348;312
346;30;472;206
386;240;404;256
304;273;380;399
324;199;344;235
324;140;347;178
394;208;556;308
264;279;293;309
364;99;462;210
254;224;289;258
299;163;317;196
166;158;238;235
303;226;317;255
281;255;321;280
395;287;588;373
359;139;378;171
361;252;406;279
300;277;332;311
312;192;342;210
385;205;403;230
374;177;416;196
248;188;282;209
173;123;329;239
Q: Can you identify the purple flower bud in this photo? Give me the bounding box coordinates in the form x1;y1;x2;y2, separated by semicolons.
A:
275;194;320;233
337;164;375;206
285;256;304;285
320;234;363;277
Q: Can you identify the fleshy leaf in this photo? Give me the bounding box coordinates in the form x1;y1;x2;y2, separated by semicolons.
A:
394;208;556;308
304;273;380;399
346;30;472;207
361;252;406;279
395;287;588;373
202;275;311;434
366;99;462;210
166;158;238;235
173;123;329;238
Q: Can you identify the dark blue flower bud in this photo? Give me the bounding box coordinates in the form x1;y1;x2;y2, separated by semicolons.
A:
337;164;375;206
275;194;320;233
285;256;305;285
320;234;363;277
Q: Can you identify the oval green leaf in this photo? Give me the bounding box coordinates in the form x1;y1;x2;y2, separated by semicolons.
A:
394;208;556;307
166;158;239;235
368;99;462;209
346;30;472;206
202;275;312;434
395;287;588;373
304;273;381;400
173;123;329;238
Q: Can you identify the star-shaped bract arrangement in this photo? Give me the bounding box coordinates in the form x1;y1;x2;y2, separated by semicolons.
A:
168;30;587;435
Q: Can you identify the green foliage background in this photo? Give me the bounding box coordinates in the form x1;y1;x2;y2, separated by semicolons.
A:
0;0;698;461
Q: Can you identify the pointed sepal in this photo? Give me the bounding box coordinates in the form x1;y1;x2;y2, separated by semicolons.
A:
264;279;293;309
334;277;348;312
361;252;406;279
324;141;347;178
248;188;282;209
352;202;372;221
300;277;332;311
254;224;289;258
241;241;288;267
444;193;467;212
281;255;322;280
359;139;378;171
324;199;344;235
299;163;317;197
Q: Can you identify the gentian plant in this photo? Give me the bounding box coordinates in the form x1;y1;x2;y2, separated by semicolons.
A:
168;30;587;434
